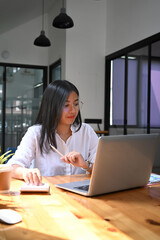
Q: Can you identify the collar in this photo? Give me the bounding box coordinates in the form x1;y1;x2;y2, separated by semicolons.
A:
71;124;77;133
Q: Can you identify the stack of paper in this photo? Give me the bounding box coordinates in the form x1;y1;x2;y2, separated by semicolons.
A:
149;173;160;184
20;183;50;193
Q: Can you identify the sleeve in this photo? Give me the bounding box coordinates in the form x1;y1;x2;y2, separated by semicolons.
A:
7;126;38;168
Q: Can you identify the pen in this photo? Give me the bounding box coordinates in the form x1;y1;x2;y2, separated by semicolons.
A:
50;144;64;157
50;144;74;167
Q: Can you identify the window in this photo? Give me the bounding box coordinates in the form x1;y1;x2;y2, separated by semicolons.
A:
0;63;47;153
49;59;61;82
105;32;160;135
111;58;125;126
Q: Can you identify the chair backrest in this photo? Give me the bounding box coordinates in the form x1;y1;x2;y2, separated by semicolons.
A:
84;118;108;136
5;147;17;163
84;118;102;131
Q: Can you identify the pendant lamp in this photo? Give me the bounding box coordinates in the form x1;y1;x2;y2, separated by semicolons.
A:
34;0;51;47
52;0;74;29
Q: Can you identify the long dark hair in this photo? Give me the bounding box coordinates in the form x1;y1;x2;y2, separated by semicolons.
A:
35;80;82;153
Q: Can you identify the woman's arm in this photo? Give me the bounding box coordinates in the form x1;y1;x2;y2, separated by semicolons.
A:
11;164;42;185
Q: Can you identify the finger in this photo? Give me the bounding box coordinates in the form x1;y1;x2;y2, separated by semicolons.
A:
28;172;34;185
33;169;42;185
23;173;30;185
63;156;70;163
68;155;76;164
32;172;40;185
23;172;33;184
61;156;74;166
37;171;42;185
60;157;65;163
66;156;75;167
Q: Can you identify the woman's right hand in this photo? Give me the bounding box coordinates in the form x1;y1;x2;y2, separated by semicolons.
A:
11;164;42;185
22;168;42;185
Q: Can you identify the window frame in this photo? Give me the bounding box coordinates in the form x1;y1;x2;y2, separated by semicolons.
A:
0;62;47;153
49;59;61;83
105;32;160;135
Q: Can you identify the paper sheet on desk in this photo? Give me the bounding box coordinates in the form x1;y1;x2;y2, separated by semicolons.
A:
149;173;160;184
20;183;50;193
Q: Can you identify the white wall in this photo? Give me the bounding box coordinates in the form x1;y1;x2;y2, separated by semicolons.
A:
106;0;160;55
64;0;106;126
0;15;49;65
48;0;66;79
1;0;160;129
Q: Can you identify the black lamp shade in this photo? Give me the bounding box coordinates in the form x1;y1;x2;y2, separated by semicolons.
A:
34;30;51;47
52;8;74;29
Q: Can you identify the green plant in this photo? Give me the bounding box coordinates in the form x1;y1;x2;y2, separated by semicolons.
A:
0;151;14;164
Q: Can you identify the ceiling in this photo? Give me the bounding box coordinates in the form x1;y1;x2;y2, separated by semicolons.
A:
0;0;56;35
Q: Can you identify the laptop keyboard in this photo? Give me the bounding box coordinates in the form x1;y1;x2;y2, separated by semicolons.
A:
74;185;89;191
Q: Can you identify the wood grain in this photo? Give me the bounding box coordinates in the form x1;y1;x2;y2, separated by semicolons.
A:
47;174;160;240
0;176;132;240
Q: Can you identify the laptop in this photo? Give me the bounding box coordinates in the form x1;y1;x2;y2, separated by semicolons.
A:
55;134;160;197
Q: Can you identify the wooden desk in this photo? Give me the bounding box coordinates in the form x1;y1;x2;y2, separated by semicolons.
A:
46;174;160;240
0;175;159;240
0;176;131;240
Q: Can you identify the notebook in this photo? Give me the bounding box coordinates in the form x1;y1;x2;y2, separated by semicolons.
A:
55;134;160;197
20;182;50;193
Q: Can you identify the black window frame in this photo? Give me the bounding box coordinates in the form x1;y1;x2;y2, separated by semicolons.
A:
0;62;47;153
49;59;61;83
105;32;160;135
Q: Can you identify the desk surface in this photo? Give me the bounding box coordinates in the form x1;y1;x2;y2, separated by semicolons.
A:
0;175;160;240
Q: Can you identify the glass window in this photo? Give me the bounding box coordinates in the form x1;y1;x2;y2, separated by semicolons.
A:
0;65;47;153
0;67;3;154
111;58;125;125
5;67;44;149
105;33;160;135
127;57;138;125
150;41;160;128
127;47;148;130
49;59;61;82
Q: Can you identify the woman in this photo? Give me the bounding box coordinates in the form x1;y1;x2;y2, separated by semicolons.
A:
8;80;98;185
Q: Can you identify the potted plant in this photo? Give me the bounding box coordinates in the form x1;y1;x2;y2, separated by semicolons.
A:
0;151;14;193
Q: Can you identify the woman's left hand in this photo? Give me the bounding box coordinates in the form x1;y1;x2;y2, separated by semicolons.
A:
61;151;89;169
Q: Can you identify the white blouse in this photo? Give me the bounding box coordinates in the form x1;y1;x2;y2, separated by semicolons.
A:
8;123;99;176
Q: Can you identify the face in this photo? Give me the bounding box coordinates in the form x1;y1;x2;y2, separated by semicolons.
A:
59;91;80;126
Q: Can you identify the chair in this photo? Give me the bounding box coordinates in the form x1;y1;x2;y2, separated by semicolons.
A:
5;147;17;163
84;118;108;136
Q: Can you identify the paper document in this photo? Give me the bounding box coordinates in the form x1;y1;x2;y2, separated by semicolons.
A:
20;182;50;193
149;173;160;184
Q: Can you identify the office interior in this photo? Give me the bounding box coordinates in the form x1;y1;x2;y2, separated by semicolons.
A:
0;0;160;172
